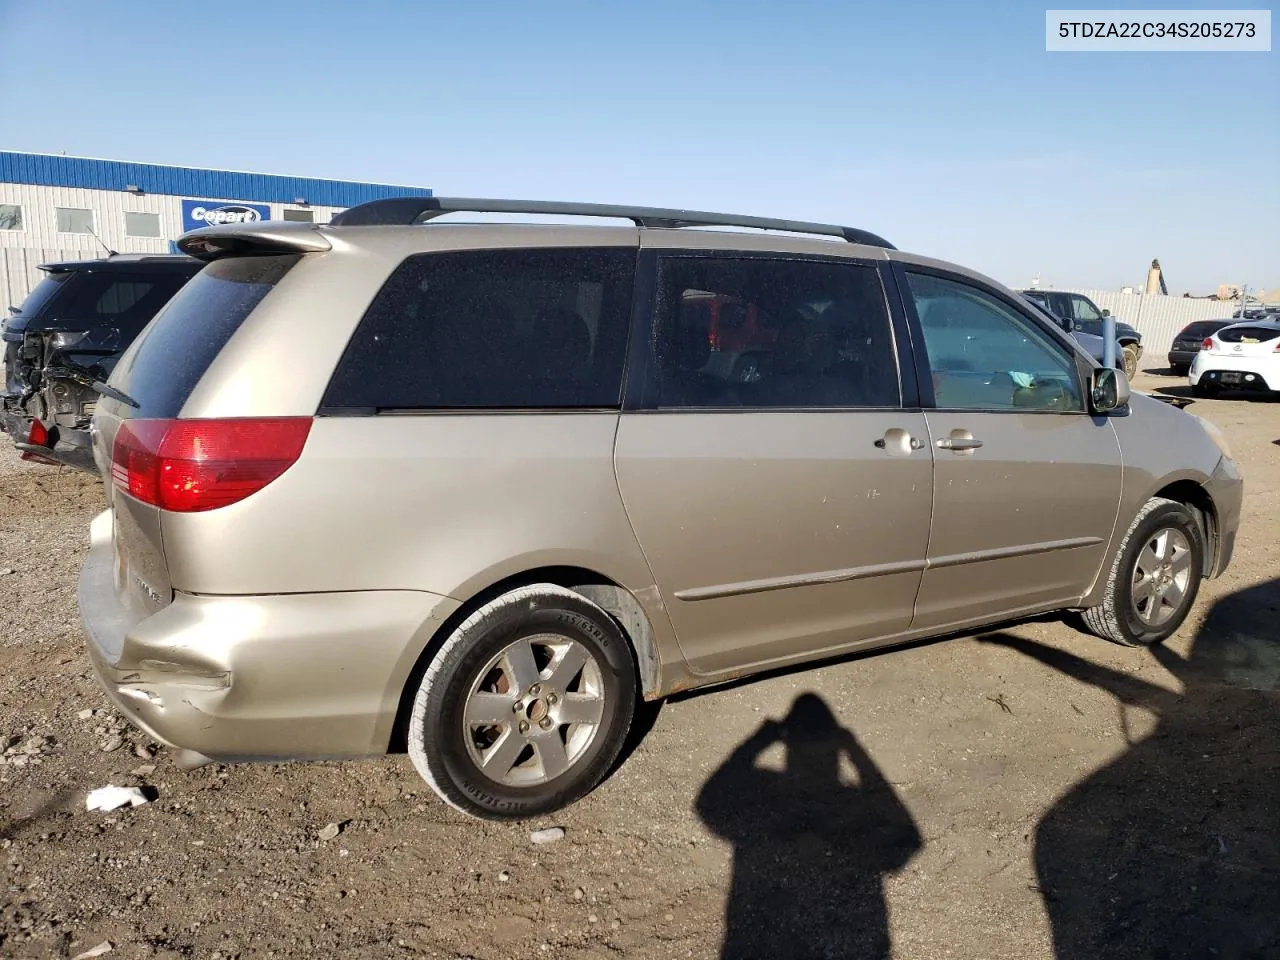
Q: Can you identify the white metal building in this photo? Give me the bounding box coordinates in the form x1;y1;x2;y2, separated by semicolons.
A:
0;151;432;312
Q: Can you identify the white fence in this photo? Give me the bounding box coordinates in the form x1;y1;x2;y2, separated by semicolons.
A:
1052;289;1242;366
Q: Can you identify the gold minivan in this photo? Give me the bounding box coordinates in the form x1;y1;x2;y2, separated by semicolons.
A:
79;199;1242;819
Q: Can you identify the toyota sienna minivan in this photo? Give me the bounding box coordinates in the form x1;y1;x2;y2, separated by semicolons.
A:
79;198;1242;820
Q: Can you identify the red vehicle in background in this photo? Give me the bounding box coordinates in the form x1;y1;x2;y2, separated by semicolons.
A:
682;291;778;382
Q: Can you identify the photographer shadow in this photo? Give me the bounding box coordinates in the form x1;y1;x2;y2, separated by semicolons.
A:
981;577;1280;959
695;692;921;960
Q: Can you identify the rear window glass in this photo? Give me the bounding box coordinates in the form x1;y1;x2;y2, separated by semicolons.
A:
1218;325;1280;343
110;255;299;419
323;247;636;411
28;270;194;337
1180;321;1232;339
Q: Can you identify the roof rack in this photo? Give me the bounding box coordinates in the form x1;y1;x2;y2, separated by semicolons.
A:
328;197;895;249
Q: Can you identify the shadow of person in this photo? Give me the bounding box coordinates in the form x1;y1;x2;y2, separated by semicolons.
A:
695;692;921;960
981;578;1280;960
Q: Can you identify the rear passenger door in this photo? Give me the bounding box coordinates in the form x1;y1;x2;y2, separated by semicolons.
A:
614;249;934;676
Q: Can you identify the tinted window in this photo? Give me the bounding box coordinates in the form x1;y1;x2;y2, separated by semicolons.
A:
1180;320;1232;339
324;248;636;410
110;255;299;419
0;204;21;230
44;272;193;338
12;273;71;320
282;209;314;222
649;257;899;409
1218;325;1280;343
907;272;1083;412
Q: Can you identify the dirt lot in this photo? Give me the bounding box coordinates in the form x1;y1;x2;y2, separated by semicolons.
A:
2;371;1277;960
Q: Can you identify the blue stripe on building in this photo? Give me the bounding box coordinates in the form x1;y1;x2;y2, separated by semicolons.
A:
0;152;431;207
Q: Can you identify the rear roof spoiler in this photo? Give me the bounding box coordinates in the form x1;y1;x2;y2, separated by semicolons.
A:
177;222;333;261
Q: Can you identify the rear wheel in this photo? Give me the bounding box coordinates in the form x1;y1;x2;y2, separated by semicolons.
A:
1082;497;1204;647
407;584;637;820
1192;381;1220;399
1169;363;1189;376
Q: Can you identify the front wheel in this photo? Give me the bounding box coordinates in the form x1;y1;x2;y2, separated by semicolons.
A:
1122;343;1140;379
407;584;637;820
1082;498;1204;647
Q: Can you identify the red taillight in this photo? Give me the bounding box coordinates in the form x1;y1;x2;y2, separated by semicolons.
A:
1202;338;1215;351
20;419;60;465
110;418;312;513
27;419;49;447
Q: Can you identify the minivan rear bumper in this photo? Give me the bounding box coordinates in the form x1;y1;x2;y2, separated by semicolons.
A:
78;510;460;759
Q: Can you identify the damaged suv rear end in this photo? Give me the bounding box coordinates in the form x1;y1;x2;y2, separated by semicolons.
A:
1;254;200;470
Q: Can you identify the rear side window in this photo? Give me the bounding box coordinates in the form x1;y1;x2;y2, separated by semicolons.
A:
647;256;900;409
12;273;71;319
323;248;636;410
110;255;299;419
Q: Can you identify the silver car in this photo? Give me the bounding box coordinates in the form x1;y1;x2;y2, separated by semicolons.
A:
78;198;1242;820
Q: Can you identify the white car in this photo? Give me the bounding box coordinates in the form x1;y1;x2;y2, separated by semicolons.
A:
1189;320;1280;398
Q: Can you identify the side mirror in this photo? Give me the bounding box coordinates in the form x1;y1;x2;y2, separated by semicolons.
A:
1090;367;1130;413
1101;308;1111;317
1059;315;1074;333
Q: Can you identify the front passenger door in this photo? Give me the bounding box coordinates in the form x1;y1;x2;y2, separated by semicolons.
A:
900;268;1123;631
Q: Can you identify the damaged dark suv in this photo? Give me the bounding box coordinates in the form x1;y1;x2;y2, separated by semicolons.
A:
1;254;200;470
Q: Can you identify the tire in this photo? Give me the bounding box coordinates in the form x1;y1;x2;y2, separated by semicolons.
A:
1192;381;1219;399
1169;363;1189;376
407;584;637;820
1122;343;1140;379
1082;498;1204;647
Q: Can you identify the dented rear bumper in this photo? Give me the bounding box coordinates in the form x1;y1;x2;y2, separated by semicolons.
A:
78;509;461;760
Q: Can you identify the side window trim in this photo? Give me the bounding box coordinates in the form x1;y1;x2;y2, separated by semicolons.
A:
632;250;914;412
891;262;1088;415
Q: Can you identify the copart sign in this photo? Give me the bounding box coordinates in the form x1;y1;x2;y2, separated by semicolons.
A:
181;199;272;232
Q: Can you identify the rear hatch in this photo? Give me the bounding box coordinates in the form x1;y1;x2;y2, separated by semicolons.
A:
92;255;300;621
1213;323;1280;358
1173;321;1230;350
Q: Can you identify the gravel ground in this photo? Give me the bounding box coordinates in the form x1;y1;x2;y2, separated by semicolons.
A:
1;371;1277;960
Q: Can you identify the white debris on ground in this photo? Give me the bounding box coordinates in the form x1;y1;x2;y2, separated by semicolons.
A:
85;785;151;812
71;941;114;960
529;826;565;845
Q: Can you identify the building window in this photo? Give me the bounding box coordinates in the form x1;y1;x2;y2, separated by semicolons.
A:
282;208;314;222
125;212;162;238
56;207;95;234
0;204;22;230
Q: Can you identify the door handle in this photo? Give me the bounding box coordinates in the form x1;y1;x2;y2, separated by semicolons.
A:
936;436;983;451
874;429;924;455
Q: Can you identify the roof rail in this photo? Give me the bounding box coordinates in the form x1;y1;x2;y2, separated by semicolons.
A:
328;197;895;249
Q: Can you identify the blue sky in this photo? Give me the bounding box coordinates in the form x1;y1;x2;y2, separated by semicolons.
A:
1;0;1275;292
